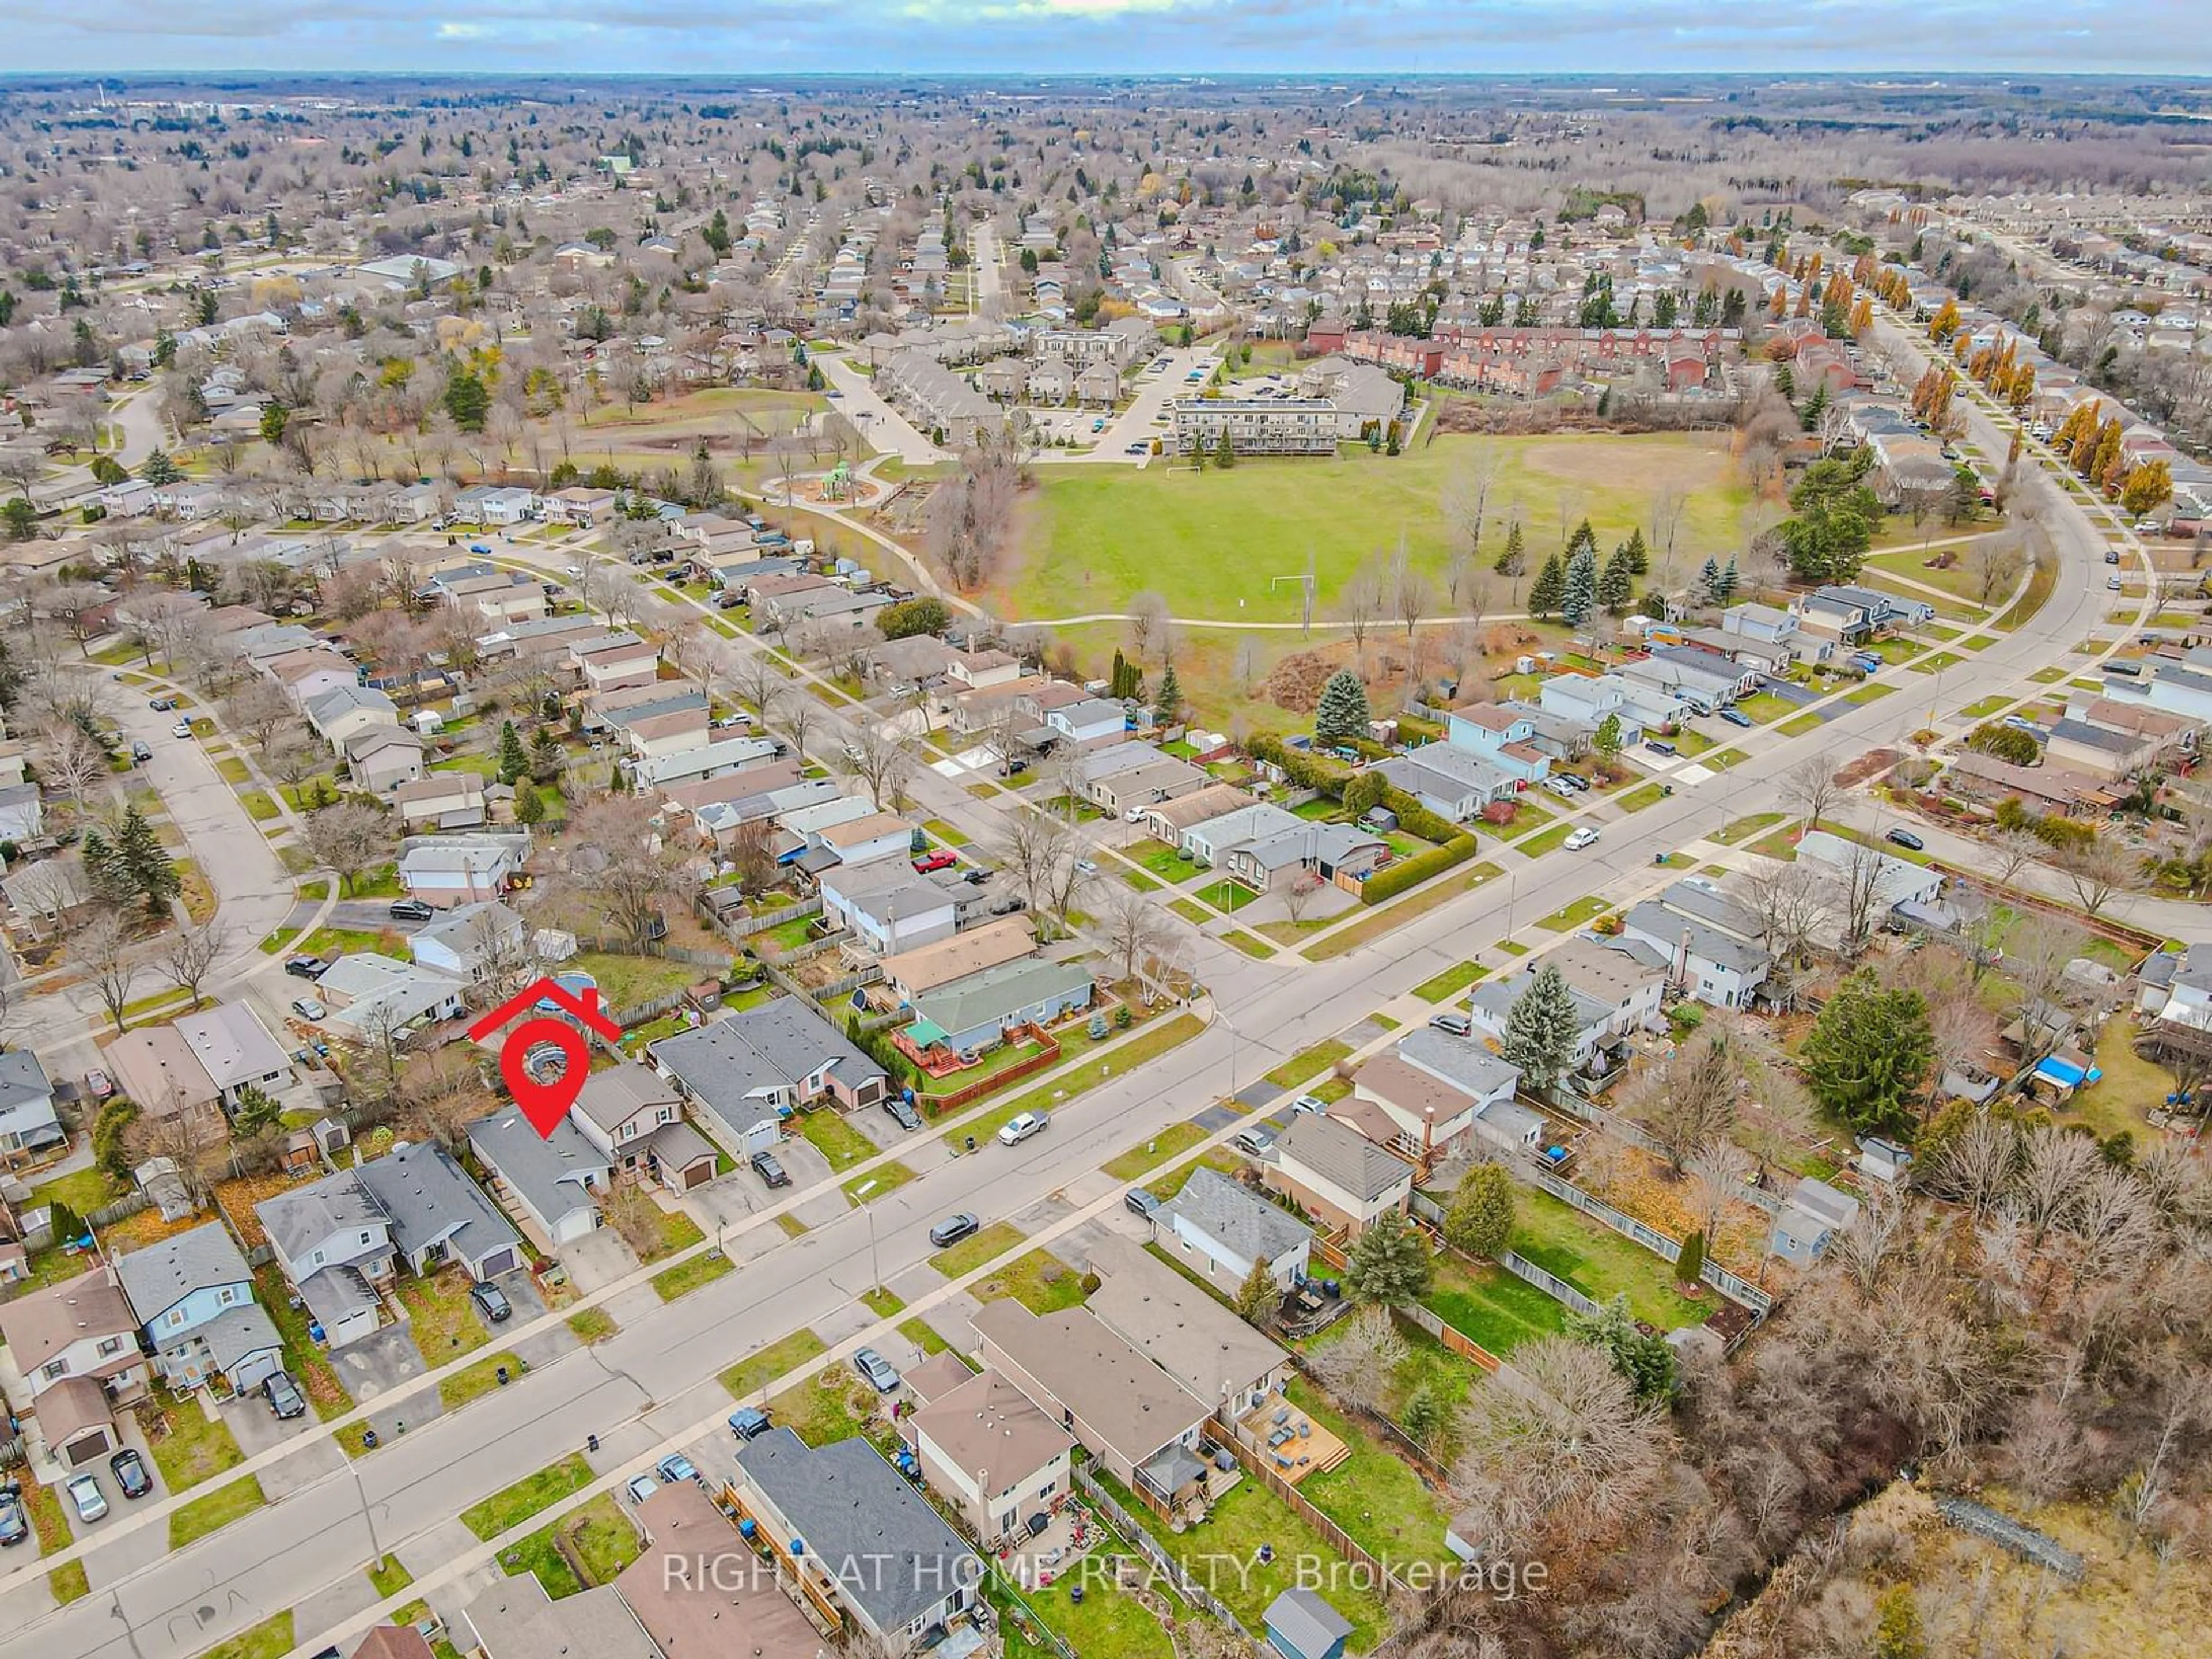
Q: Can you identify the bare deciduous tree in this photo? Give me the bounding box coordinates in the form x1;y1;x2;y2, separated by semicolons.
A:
1100;886;1166;987
81;910;146;1032
157;922;229;1009
838;722;916;812
1781;752;1840;830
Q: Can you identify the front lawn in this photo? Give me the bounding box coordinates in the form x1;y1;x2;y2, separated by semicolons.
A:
1411;961;1486;1003
796;1107;877;1172
721;1328;828;1401
1535;895;1610;932
497;1493;639;1598
940;1014;1203;1147
973;1248;1089;1314
930;1219;1027;1278
144;1397;246;1493
462;1452;595;1541
198;1612;293;1659
395;1271;493;1365
652;1251;736;1301
1102;1120;1210;1180
1264;1039;1350;1091
171;1474;267;1548
1616;782;1667;813
1192;879;1257;913
440;1351;525;1411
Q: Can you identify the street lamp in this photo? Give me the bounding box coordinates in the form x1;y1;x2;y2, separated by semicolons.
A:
853;1179;882;1296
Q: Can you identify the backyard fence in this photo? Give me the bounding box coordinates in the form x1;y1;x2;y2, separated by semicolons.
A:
921;1036;1064;1115
1209;1408;1413;1597
1280;1348;1453;1488
713;896;823;942
569;933;731;970
988;1565;1077;1659
1513;1161;1774;1317
1070;1467;1249;1637
1392;1299;1503;1373
85;1192;151;1229
1550;1087;1783;1217
609;989;689;1030
1497;1249;1604;1318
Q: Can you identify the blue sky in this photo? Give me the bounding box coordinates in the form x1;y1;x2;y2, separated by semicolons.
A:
7;2;2200;77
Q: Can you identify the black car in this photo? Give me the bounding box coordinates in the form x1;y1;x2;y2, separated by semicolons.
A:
263;1370;308;1421
961;868;992;884
883;1096;923;1133
470;1280;513;1323
728;1406;774;1441
147;696;176;712
1124;1187;1161;1218
928;1212;980;1248
998;757;1029;777
1885;828;1926;852
751;1149;791;1188
109;1447;152;1499
284;956;329;979
0;1486;26;1547
388;898;434;922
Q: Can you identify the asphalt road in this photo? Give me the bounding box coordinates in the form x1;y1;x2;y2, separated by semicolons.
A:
814;352;944;465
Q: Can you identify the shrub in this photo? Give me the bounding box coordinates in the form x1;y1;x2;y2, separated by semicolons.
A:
1359;835;1479;904
1377;786;1458;845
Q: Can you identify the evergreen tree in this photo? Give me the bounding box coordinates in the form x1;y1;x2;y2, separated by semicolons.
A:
1154;661;1183;722
1593;713;1624;762
1714;558;1740;604
1399;1383;1446;1451
1596;546;1636;616
497;719;529;785
1801;969;1933;1137
529;726;564;783
1675;1228;1706;1289
1494;521;1527;580
139;448;181;486
80;825;135;909
1560;545;1599;628
1109;649;1130;699
114;806;180;916
1234;1256;1276;1321
1315;669;1372;743
1618;526;1650;577
1501;964;1580;1095
1563;518;1597;560
1443;1164;1516;1259
1343;1211;1433;1308
1565;1293;1679;1403
514;783;547;825
443;369;491;433
1691;555;1721;607
1214;427;1235;469
1527;550;1566;618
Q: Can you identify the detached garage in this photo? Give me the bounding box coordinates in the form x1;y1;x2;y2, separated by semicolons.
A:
467;1111;612;1252
40;1377;120;1465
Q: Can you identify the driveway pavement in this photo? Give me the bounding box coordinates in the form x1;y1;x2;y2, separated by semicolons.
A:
815;353;943;465
329;1325;426;1403
220;1388;322;1461
558;1228;641;1294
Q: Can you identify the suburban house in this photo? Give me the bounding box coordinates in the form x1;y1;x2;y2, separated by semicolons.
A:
102;1025;226;1146
0;1049;63;1154
1264;1113;1415;1237
1445;704;1552;783
357;1141;526;1281
345;726;428;795
314;953;469;1042
972;1299;1215;1499
396;835;531;908
903;958;1094;1059
114;1222;284;1393
409;901;527;983
2138;941;2212;1031
876;918;1038;1009
730;1429;986;1657
458;1577;658;1659
1468;936;1668;1074
393;772;488;832
0;1272;151;1464
1078;741;1210;816
819;862;960;956
910;1368;1075;1547
570;1062;719;1194
255;1170;396;1350
630;733;782;791
1796;831;1945;912
263;646;358;709
650;998;890;1143
1343;1040;1517;1163
1717;601;1802;670
1615;646;1749;714
304;683;400;753
1086;1237;1292;1414
1392;1028;1545;1157
1222;821;1389;895
1140;782;1256;846
1178;801;1306;868
816;812;920;872
1770;1176;1862;1265
1152;1165;1314;1291
1614;879;1773;1009
467;1110;609;1249
175;1003;290;1108
1372;745;1518;821
615;1478;825;1659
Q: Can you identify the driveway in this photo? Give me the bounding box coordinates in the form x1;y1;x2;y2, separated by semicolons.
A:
328;1323;426;1402
558;1227;641;1294
219;1386;322;1460
475;1267;544;1334
815;353;944;465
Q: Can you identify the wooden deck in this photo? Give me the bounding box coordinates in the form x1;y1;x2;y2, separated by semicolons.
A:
1237;1399;1349;1485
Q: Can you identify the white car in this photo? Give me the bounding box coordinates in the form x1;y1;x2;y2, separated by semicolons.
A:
997;1111;1048;1146
171;720;194;739
1563;827;1602;851
65;1473;108;1524
290;998;327;1021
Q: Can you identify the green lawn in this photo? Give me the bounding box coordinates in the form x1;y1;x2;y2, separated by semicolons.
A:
1711;812;1784;846
1192;878;1257;913
1103;1120;1210;1180
845;1160;916;1203
196;1612;293;1659
929;1219;1027;1278
497;1493;640;1599
1509;1186;1711;1331
462;1453;596;1540
940;1014;1203;1147
1616;782;1667;813
1286;1381;1458;1565
652;1251;736;1301
1535;895;1610;932
995;432;1748;623
721;1328;828;1401
1264;1039;1350;1090
973;1248;1089;1314
567;1308;619;1345
1515;822;1574;858
1732;692;1796;725
1135;842;1202;881
395;1270;492;1364
170;1474;267;1548
143;1399;245;1493
1425;1251;1569;1357
570;951;700;1012
797;1107;878;1172
441;1352;525;1411
368;1555;414;1598
900;1316;952;1355
998;1566;1179;1659
1779;711;1825;736
49;1560;90;1605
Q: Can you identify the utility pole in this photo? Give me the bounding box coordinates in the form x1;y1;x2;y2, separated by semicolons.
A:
853;1179;883;1294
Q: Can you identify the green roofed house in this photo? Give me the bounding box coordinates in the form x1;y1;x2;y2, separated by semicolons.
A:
903;958;1094;1060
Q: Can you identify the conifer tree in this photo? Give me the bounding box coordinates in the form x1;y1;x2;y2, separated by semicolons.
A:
1315;669;1372;743
497;719;529;785
1560;545;1599;628
1501;963;1581;1096
1527;550;1566;618
1596;546;1635;616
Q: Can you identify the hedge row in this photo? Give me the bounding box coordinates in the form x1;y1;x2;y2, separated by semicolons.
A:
1377;786;1460;846
1246;734;1351;798
1359;834;1480;905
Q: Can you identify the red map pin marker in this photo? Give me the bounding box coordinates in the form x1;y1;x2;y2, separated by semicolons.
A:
469;977;622;1139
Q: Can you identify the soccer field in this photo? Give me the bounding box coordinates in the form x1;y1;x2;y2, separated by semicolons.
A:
992;430;1752;624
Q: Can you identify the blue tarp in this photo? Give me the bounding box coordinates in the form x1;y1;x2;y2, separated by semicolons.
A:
2034;1056;2102;1089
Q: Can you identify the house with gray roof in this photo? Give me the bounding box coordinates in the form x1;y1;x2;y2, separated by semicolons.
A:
304;682;400;752
569;1060;719;1194
1223;821;1388;893
904;957;1093;1058
356;1141;524;1282
650;997;889;1147
254;1171;395;1349
732;1429;985;1655
0;1050;62;1155
1154;1165;1313;1291
459;1575;658;1659
396;835;531;908
175;1003;289;1107
410;900;527;982
1371;746;1518;821
467;1111;610;1251
1086;1235;1291;1413
1617;881;1772;1009
1265;1113;1414;1237
115;1221;284;1392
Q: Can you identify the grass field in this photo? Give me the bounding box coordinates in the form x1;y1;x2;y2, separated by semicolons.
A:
170;1474;266;1548
721;1328;828;1401
995;433;1751;623
462;1453;594;1541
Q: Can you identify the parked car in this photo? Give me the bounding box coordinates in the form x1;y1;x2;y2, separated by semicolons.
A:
290;998;327;1021
389;898;434;922
1232;1125;1278;1157
1563;827;1602;851
84;1069;114;1100
1540;777;1578;800
1428;1011;1474;1037
929;1212;980;1248
997;1111;1048;1146
130;741;153;764
263;1370;308;1421
656;1453;700;1486
285;956;328;979
625;1474;660;1505
912;849;958;873
468;542;493;555
728;1406;774;1440
1124;1187;1162;1217
1290;1094;1329;1116
1555;772;1590;793
1642;739;1676;757
1885;828;1926;851
751;1149;791;1188
469;1281;512;1323
884;1096;923;1133
171;720;194;739
998;757;1029;777
2104;549;2121;565
147;696;176;712
852;1347;903;1392
65;1473;107;1524
109;1448;152;1500
961;867;993;884
0;1487;29;1547
2108;576;2124;590
1718;707;1754;729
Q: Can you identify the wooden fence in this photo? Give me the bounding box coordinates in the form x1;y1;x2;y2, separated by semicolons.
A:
1209;1408;1412;1596
1070;1467;1249;1635
86;1192;151;1229
1394;1300;1503;1373
921;1035;1065;1115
